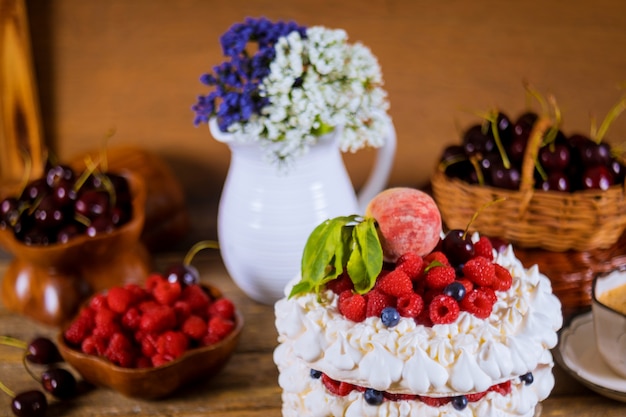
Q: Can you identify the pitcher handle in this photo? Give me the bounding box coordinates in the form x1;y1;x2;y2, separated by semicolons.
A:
356;117;397;213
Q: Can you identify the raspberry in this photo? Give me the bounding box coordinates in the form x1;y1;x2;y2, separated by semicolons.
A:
365;289;395;317
489;380;512;396
423;251;450;267
492;264;513;291
138;300;160;313
396;293;423;318
136;356;152;368
337;291;367;322
140;333;159;357
124;283;147;304
396;252;425;280
419;395;451;407
145;273;166;292
93;308;120;339
153;279;182;306
64;312;94;346
325;272;354;294
156;330;189;360
457;278;474;294
415;305;433;326
180;284;211;315
461;288;496;319
205;316;235;344
209;298;235;320
321;374;355;396
462;256;495;287
173;300;193;322
151;354;169;367
105;332;136;367
473;236;494;261
429;294;460;324
182;315;207;340
106;286;133;314
139;304;177;333
424;265;455;290
121;307;142;331
89;293;108;311
81;335;106;356
376;269;413;297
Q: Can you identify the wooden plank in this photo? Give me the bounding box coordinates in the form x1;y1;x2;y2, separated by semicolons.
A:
0;0;44;197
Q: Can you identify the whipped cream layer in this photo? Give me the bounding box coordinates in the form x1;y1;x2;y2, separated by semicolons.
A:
275;342;552;417
274;244;562;395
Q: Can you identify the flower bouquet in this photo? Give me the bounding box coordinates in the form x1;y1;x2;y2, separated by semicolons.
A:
192;17;391;165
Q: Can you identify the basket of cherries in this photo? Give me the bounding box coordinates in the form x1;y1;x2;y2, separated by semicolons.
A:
431;87;626;252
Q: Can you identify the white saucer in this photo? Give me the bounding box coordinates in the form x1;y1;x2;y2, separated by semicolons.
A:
557;311;626;402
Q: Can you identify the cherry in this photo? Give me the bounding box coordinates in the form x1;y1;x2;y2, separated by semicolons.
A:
74;190;109;220
462;124;495;156
26;337;63;365
490;162;521;190
51;178;77;208
41;368;76;399
493;112;513;146
608;159;626;184
441;229;474;267
538;172;571;192
85;215;115;237
582;165;614;190
538;142;570;173
45;164;74;189
580;141;612;167
56;223;83;244
33;195;65;230
10;390;47;417
0;197;20;228
166;264;200;288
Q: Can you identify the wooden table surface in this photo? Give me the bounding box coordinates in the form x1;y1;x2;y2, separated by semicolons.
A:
0;251;625;417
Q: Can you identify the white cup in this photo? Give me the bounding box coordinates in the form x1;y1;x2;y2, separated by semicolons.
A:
592;268;626;378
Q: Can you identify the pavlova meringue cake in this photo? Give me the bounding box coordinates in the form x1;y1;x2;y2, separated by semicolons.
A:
274;188;562;417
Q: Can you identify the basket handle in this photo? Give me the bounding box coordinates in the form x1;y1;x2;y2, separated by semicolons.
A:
518;116;553;216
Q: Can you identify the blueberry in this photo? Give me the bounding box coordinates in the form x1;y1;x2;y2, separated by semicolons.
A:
451;395;468;410
381;307;400;327
520;372;534;385
443;281;466;301
310;369;322;379
364;388;384;405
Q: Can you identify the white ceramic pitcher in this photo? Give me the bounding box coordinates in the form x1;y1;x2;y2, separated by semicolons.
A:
210;118;396;304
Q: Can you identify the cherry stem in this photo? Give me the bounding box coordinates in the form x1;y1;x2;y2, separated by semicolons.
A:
468;156;485;186
22;351;40;385
0;336;26;398
465;197;507;235
523;81;549;115
0;380;15;398
99;127;116;174
595;96;626;144
183;240;220;266
488;110;511;169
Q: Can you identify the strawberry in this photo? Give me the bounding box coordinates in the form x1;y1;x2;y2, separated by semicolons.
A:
321;374;355;396
365;289;395;317
106;286;133;313
462;256;495;287
376;269;413;297
396;252;425;280
337;291;367;322
473;236;494;260
492;263;513;291
428;294;460;324
489;380;512;396
465;391;487;402
384;392;418;401
396;293;423;318
460;288;495;319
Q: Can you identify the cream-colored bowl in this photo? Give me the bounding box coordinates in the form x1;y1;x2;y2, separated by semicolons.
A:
592;268;626;379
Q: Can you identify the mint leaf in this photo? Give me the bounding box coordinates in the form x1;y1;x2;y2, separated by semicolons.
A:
289;215;383;298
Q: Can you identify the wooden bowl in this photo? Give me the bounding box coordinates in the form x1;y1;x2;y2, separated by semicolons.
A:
0;171;152;326
57;309;243;399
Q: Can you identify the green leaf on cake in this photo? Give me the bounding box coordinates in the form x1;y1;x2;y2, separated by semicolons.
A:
289;215;383;298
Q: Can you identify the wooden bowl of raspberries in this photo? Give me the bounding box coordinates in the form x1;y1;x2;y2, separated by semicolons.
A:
56;264;243;399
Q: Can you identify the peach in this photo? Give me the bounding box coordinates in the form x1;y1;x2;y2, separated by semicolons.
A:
365;187;442;262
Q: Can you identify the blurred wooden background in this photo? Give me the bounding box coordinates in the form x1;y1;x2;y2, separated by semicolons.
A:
6;0;626;227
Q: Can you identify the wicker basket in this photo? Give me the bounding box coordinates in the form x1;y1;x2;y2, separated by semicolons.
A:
431;116;626;252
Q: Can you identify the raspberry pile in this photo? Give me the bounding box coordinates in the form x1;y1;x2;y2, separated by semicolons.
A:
330;232;512;326
63;272;237;368
312;369;533;410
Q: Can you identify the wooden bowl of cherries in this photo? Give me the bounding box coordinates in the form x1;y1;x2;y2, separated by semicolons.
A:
0;161;152;327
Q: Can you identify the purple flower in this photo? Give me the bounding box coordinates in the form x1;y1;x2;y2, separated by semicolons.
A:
192;17;307;131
